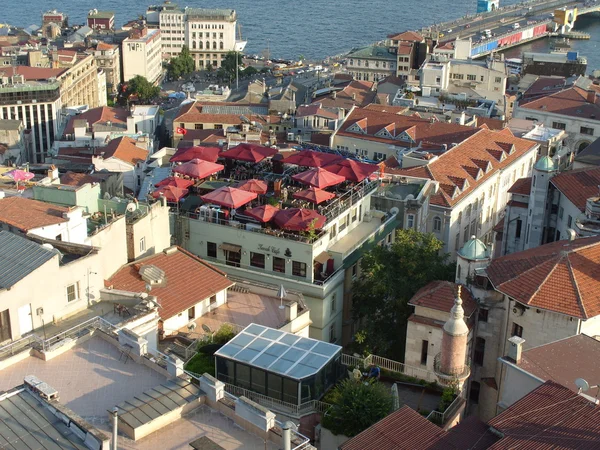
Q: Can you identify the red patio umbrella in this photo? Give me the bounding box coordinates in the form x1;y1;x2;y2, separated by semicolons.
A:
293;186;335;205
292;167;346;189
152;185;189;202
201;186;257;208
155;176;195;189
323;159;379;182
274;208;327;231
220;143;278;163
282;150;343;167
173;158;224;179
236;179;268;194
245;204;280;222
170;146;221;163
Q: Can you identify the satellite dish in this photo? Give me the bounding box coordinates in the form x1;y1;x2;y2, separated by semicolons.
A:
576;378;590;392
126;202;137;212
145;283;152;292
187;322;197;331
202;324;212;334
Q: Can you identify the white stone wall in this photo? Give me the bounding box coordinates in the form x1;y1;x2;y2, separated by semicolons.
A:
405;318;443;372
24;208;88;245
162;289;227;335
497;360;544;410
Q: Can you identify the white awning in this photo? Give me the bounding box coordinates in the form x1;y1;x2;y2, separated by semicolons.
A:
219;243;242;253
314;251;332;264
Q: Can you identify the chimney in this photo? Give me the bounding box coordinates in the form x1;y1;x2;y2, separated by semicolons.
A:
111;407;118;450
587;90;596;104
507;336;525;364
282;421;293;450
333;91;337;99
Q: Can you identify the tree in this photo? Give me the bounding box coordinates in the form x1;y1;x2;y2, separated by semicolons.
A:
321;379;393;437
242;65;258;78
126;75;160;103
351;229;455;359
167;45;195;80
220;51;243;82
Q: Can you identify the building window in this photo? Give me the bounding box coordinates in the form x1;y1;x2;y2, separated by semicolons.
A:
329;324;336;343
195;124;204;130
273;257;286;273
433;216;442;233
467;74;476;81
495;77;502;83
407;214;415;228
225;250;241;267
210;295;217;304
552;122;566;130
351;264;358;279
331;294;337;313
329;224;337;239
559;206;564;219
463;225;469;244
474;337;486;366
339;215;349;232
581;126;594;136
515;219;522;238
0;309;10;342
567;215;573;227
420;340;429;365
250;252;265;269
512;322;523;338
66;282;80;302
207;242;217;258
470;381;481;404
139;237;146;253
292;261;307;278
478;308;489;322
351;208;357;222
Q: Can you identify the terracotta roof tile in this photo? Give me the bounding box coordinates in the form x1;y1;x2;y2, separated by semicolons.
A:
550;167;600;211
508;176;531;195
174;101;279;127
519;86;600;120
106;247;234;320
100;137;148;165
0;65;67;81
0;197;69;231
314;81;377;109
387;31;424;42
60;171;99;186
486;235;600;319
410;281;477;317
63;106;129;135
507;200;528;208
296;103;338;120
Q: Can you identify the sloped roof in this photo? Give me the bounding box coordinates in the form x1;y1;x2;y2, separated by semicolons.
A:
550;167;600;211
508;177;531;195
315;81;377;110
574;136;600;166
60;171;99;187
296;103;338;120
100;137;148;165
394;128;538;207
488;381;600;449
174;102;278;126
0;231;56;289
0;65;66;81
106;247;234;320
409;281;477;317
486;235;600;319
387;31;424;42
63;106;128;135
0;197;69;232
519;86;600;120
347;46;397;61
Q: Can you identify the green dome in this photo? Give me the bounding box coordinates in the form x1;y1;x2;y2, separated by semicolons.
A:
458;236;489;260
534;155;555;172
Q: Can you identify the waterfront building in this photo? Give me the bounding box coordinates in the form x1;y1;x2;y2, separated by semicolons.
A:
87;9;115;31
93;42;121;95
522;51;587;78
344;45;396;82
386;31;427;82
122;27;163;85
41;9;68;28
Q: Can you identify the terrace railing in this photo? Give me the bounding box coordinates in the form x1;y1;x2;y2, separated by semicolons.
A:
426;389;465;426
319;179;379;221
0;334;44;361
341;353;437;383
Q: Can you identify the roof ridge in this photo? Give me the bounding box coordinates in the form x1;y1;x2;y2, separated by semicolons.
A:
496;256;557;295
566;252;587;319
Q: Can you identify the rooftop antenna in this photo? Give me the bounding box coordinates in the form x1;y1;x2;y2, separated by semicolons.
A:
575;378;600;399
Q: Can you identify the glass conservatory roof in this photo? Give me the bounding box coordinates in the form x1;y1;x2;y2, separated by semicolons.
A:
214;323;342;380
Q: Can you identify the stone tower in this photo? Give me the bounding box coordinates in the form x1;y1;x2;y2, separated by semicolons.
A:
526;155;557;249
435;286;471;390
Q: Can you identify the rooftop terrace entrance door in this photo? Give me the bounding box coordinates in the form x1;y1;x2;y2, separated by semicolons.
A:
18;304;33;336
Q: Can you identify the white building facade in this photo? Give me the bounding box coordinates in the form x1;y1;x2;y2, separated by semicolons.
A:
122;28;163;84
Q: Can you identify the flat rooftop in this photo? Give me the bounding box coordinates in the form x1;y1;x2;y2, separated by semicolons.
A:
328;216;385;256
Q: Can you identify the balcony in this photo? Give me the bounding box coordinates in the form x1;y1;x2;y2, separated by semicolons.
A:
433;353;470;387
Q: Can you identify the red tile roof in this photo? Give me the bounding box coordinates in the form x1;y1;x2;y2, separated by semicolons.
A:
340;405;443;450
521;76;566;101
398;42;414;55
519;86;600;121
178;128;225;146
0;65;67;81
507;200;528;208
550;167;600;211
63;106;129;135
508;176;531;195
100;137;148;165
364;104;408;114
388;31;424;42
515;334;600;394
296;103;338;120
315;81;377;110
60;171;99;187
429;416;498;450
475;117;506;131
174;102;278;127
106;247;234;320
0;197;69;231
488;381;600;449
96;42;116;51
486;235;600;319
409;281;477;317
393;128;538;207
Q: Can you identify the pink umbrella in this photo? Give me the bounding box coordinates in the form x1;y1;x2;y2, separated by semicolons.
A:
293;186;336;205
5;169;34;182
173;158;224;179
201;186;257;209
282;150;343;167
152;185;189;202
155;177;195;189
323;159;378;182
292;167;346;189
170;146;221;163
236;179;268;194
220;143;278;163
274;208;327;231
245;204;280;222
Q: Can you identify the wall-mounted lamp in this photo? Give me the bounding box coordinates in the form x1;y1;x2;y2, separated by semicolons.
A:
286;259;291;264
243;251;247;255
266;255;270;259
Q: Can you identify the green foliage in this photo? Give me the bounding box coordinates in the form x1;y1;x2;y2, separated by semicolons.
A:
267;196;280;207
126;75;160;103
219;51;243;83
260;67;271;74
242;65;258;78
321;379;393;437
351;229;455;359
213;323;236;345
184;353;215;376
438;386;458;412
167;46;195;80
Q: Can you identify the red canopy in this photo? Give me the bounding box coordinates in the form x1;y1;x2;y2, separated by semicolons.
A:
155;176;195;189
245;204;280;222
274;208;327;231
201;186;257;209
170;146;221;163
323;159;379;182
236;179;268;194
293;186;335;204
282;150;343;167
173;158;224;179
220;143;278;163
152;185;189;202
292;167;346;189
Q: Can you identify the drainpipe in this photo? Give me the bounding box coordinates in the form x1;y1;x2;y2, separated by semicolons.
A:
111;407;119;450
282;421;293;450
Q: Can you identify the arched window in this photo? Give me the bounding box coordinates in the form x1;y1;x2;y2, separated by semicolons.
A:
192;41;196;49
433;216;442;233
220;41;224;50
212;41;217;49
206;41;210;49
470;381;481;404
199;41;203;49
458;211;462;223
473;198;478;211
578;141;590;153
474;337;486;366
457;265;462;279
533;175;536;187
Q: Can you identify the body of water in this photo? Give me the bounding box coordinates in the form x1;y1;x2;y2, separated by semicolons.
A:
2;1;599;69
